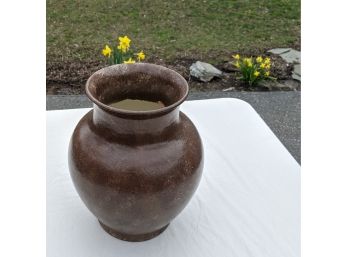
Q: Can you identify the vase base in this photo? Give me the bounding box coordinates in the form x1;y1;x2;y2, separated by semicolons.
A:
98;220;169;242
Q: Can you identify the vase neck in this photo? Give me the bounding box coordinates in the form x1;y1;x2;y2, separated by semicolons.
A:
92;104;180;139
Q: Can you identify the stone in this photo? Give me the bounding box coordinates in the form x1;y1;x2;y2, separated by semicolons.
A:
292;73;301;81
222;87;235;92
292;64;301;81
293;64;301;76
279;49;301;64
268;48;291;55
268;48;301;64
189;61;223;82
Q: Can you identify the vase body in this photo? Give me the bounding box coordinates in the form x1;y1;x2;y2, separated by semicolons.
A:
68;63;204;242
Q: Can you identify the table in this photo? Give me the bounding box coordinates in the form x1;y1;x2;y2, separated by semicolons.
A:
47;98;300;257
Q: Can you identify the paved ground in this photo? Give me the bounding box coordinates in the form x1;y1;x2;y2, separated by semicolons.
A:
47;91;301;163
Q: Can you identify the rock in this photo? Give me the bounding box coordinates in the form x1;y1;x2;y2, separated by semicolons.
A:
279;49;301;64
268;48;291;55
292;73;301;81
189;61;223;82
293;64;301;76
222;87;235;92
268;48;301;64
292;64;301;81
268;48;301;82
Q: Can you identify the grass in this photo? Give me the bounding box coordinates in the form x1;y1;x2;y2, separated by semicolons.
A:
47;0;300;63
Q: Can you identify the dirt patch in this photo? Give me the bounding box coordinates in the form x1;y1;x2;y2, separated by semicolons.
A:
47;52;300;95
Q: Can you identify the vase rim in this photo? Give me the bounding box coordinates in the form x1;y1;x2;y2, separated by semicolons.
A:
85;63;189;117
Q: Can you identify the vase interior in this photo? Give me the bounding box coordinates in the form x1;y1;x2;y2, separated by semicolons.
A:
86;64;188;110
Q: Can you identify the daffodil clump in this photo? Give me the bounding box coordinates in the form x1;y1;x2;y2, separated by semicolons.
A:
232;54;272;86
102;35;145;65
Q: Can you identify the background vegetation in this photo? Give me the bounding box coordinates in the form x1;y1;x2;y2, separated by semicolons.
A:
47;0;301;63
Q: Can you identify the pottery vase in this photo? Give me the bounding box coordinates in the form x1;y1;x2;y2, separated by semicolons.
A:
68;63;204;241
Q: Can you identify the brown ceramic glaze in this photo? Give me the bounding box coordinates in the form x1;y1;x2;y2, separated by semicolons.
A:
68;63;204;242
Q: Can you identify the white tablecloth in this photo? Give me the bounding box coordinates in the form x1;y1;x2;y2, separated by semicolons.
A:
47;98;300;257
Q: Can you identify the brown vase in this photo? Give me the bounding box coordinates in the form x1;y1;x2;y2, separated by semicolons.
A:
68;63;204;242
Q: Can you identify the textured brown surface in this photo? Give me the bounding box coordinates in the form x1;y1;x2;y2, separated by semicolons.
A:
99;220;169;242
68;63;204;241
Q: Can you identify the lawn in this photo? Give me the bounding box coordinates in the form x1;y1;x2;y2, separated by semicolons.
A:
47;0;300;63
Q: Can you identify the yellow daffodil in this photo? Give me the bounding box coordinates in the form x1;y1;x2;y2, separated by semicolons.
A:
117;44;128;53
232;54;240;60
235;61;240;68
119;36;131;46
256;56;263;63
244;58;252;68
260;63;266;69
117;41;129;53
136;50;145;61
254;71;260;77
101;35;146;65
264;57;271;64
118;35;131;53
265;63;271;69
265;71;270;77
102;45;112;57
123;58;135;64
